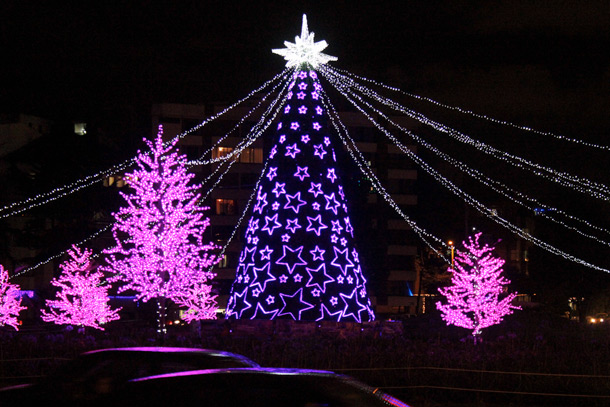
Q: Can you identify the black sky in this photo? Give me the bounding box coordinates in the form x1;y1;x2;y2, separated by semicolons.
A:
2;1;609;132
1;1;610;285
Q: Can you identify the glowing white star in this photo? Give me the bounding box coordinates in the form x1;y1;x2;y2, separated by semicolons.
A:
272;14;337;68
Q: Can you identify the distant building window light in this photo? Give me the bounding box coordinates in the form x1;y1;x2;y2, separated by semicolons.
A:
103;175;127;188
216;199;237;215
239;147;263;163
216;256;229;268
74;123;87;136
212;147;233;160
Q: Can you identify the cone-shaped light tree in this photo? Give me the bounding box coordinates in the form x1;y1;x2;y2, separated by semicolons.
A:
102;126;221;333
436;233;520;342
226;15;374;322
0;264;26;330
41;246;121;330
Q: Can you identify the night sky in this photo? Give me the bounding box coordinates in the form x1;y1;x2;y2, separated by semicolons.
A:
2;1;610;290
3;1;609;128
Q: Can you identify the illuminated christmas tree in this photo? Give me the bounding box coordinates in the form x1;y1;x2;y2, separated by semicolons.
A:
41;246;120;330
102;126;221;333
436;233;520;342
0;264;26;330
226;16;374;322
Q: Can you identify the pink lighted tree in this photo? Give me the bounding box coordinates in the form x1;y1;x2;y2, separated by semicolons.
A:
436;233;520;342
0;264;26;330
41;246;121;330
102;126;221;333
173;281;218;323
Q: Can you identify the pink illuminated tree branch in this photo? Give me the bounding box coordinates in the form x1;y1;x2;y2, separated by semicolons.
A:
41;246;121;330
436;233;520;342
173;281;218;322
102;126;221;331
0;264;26;330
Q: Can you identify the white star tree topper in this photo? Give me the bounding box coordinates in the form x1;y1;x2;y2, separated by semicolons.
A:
272;14;337;68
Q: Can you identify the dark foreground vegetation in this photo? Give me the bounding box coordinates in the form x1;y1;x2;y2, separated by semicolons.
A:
1;308;609;407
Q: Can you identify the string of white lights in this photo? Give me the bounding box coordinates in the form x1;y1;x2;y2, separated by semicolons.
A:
320;90;450;262
202;72;293;270
194;75;291;203
323;71;610;273
328;66;610;152
8;71;290;281
321;66;610;201
208;159;272;274
329;68;610;200
0;69;291;219
188;70;292;167
10;223;114;279
326;76;610;249
9;157;243;282
322;70;610;239
0;176;111;220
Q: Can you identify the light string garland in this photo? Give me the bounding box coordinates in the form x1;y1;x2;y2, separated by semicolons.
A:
328;66;610;152
203;71;296;271
0;69;290;219
190;70;293;199
320;66;610;201
322;69;610;273
8;73;291;281
321;72;610;249
10;223;113;279
188;69;292;167
9;63;610;284
318;87;449;261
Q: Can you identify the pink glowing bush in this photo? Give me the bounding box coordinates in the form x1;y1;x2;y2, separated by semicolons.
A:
173;281;218;322
102;126;221;326
41;246;121;330
436;233;520;340
0;264;26;330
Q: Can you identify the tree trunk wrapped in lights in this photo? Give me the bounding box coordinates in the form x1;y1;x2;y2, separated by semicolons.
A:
102;126;222;333
436;233;520;342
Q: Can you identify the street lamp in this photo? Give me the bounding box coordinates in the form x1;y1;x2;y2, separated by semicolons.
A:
448;241;455;270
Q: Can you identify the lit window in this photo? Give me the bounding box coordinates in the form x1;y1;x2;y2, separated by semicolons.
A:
216;199;237;215
103;175;128;188
74;123;87;136
216;256;229;268
212;147;233;159
238;147;263;163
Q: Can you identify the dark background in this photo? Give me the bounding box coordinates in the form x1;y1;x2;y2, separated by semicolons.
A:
1;1;609;311
2;1;609;131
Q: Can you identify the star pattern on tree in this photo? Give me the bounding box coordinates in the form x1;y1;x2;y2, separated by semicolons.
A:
305;264;335;293
276;245;308;274
226;68;374;321
278;288;315;320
